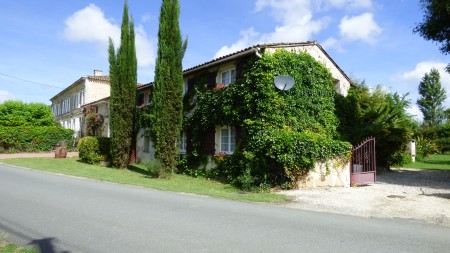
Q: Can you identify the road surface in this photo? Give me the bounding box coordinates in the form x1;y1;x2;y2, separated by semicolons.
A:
1;163;449;253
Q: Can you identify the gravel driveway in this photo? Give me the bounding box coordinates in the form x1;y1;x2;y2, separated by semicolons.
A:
281;168;450;227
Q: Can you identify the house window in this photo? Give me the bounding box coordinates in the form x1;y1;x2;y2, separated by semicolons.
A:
220;127;236;153
143;136;150;153
179;131;187;153
146;93;152;105
183;82;188;96
221;69;236;85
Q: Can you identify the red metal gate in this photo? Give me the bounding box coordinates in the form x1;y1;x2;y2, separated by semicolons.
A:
350;137;376;186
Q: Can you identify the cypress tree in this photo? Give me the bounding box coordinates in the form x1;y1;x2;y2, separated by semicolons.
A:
108;1;137;169
151;0;184;175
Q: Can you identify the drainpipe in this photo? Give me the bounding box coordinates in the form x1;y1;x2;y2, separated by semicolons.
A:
254;47;262;58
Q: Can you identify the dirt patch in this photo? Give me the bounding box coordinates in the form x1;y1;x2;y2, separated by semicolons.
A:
280;168;450;227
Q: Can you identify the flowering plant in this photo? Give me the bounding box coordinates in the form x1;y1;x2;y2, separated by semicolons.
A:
213;83;227;91
83;105;104;136
215;151;227;162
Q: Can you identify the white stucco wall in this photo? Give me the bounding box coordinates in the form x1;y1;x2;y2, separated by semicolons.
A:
136;128;155;163
84;79;111;104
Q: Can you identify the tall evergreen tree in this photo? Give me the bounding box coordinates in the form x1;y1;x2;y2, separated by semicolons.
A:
108;1;137;169
151;0;184;175
417;68;447;126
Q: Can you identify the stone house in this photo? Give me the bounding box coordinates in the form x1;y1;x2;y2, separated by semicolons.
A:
50;70;110;139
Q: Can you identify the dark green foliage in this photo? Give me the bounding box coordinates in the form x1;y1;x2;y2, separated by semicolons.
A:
78;136;102;164
0;126;73;152
77;136;111;164
417;68;447;127
414;0;450;72
0;100;55;127
186;50;351;189
335;82;415;169
143;159;163;177
108;1;137;169
97;137;112;160
151;0;184;175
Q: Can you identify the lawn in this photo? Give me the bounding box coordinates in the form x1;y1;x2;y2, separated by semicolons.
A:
403;154;450;170
0;234;36;253
0;158;290;203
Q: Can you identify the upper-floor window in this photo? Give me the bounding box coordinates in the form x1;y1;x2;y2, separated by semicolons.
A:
220;127;236;154
145;92;152;105
221;69;236;85
183;82;188;96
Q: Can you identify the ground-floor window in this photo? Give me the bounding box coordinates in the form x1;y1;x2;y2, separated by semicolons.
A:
220;127;236;153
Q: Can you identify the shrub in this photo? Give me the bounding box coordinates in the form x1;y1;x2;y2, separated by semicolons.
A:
144;159;164;178
416;136;438;158
0;126;73;152
78;136;102;164
391;152;413;167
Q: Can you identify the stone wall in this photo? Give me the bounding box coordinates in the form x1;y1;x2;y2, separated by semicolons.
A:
296;159;350;188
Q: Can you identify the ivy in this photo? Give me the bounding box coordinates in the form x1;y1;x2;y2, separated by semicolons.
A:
184;49;350;189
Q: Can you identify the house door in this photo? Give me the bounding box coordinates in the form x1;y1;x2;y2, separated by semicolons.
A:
350;137;376;186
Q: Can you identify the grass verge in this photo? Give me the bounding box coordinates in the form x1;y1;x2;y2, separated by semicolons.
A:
0;234;36;253
404;154;450;170
0;158;290;203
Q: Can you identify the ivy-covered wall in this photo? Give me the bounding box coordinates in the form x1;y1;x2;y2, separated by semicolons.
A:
183;49;351;189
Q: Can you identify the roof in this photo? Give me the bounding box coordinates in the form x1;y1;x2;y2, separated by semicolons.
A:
50;75;110;101
82;96;110;107
182;41;352;84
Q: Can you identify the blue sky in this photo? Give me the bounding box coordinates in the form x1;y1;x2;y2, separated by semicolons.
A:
0;0;449;121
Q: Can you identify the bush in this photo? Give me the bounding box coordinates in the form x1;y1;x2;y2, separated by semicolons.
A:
391;152;413;167
144;159;164;177
78;137;102;164
416;136;438;158
0;126;73;152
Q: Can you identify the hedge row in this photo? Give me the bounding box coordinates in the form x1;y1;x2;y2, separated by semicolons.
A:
0;126;74;152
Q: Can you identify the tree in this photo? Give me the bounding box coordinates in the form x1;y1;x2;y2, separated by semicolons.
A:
335;82;415;169
417;68;447;127
108;1;137;169
414;0;450;72
0;100;55;127
151;0;184;175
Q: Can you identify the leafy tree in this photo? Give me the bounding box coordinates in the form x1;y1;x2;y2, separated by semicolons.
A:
335;82;415;169
151;0;184;175
417;68;447;127
108;1;137;169
414;0;450;72
0;100;55;127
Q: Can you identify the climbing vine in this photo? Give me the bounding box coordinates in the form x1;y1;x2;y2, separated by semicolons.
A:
184;49;351;189
83;105;104;137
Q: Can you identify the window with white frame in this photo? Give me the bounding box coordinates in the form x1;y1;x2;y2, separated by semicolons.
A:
179;131;187;153
221;69;236;85
220;127;236;153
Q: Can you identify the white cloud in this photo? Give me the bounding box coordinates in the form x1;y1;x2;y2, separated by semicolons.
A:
322;37;344;52
325;0;373;10
406;104;423;122
215;0;378;58
0;90;15;103
214;28;260;59
63;4;155;67
395;61;450;109
339;12;382;44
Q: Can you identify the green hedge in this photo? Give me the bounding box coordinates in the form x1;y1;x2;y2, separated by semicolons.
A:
0;126;74;152
78;136;111;164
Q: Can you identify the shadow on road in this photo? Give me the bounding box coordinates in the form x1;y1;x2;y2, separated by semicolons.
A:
377;169;450;191
0;218;68;253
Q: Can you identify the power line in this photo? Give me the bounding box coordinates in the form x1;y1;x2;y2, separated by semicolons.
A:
0;72;64;90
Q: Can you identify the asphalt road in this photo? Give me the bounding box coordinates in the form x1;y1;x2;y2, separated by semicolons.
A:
1;163;449;253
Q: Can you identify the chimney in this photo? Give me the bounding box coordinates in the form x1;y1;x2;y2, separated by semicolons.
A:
93;70;103;76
